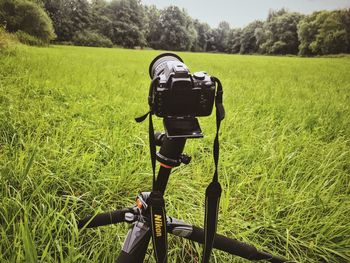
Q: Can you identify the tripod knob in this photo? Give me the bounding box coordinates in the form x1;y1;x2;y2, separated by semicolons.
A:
125;212;137;223
180;154;191;165
154;132;166;146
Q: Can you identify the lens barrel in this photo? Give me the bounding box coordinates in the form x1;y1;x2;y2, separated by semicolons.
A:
149;53;184;79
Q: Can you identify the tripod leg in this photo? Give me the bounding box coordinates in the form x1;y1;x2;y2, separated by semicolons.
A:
115;221;151;263
167;217;289;263
77;208;133;229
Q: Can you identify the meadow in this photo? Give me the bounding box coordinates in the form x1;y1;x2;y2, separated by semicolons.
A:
0;45;349;262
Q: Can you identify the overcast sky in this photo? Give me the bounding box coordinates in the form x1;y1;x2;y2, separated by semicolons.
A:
141;0;350;28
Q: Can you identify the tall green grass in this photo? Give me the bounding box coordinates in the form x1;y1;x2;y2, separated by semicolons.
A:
0;45;349;262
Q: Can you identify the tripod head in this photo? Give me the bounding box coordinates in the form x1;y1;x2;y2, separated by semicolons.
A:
154;131;191;168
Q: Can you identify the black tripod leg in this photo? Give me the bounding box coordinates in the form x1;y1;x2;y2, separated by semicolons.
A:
167;217;289;263
115;221;151;263
78;209;152;263
77;208;133;229
189;226;288;263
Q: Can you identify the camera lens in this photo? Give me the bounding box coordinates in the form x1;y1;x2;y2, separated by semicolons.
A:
149;53;183;79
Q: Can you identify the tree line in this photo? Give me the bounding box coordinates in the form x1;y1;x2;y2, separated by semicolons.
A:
1;0;350;55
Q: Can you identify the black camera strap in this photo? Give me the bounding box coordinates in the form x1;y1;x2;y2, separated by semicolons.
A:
147;190;167;263
135;76;160;188
135;77;168;263
202;77;225;263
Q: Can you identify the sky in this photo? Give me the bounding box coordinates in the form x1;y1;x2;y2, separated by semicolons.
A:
141;0;350;28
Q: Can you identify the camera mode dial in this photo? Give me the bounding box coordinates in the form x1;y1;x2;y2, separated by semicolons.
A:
193;72;206;80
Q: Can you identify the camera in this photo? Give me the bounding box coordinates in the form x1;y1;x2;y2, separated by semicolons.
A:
149;53;216;118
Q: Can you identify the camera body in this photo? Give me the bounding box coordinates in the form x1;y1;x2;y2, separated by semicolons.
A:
150;57;216;118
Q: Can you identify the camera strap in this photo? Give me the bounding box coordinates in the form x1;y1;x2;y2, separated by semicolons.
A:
135;77;168;263
202;77;225;263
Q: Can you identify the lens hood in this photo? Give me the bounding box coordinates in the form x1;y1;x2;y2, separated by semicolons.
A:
149;53;184;79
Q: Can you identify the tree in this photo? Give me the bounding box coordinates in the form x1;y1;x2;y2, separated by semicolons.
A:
71;0;92;34
298;10;350;55
0;0;55;42
240;20;264;54
340;9;350;53
260;11;303;54
44;0;70;41
145;5;161;48
184;13;197;52
227;28;242;53
312;10;349;54
44;0;92;42
192;19;210;51
297;12;319;56
206;21;231;52
90;0;113;40
151;6;195;51
216;21;231;52
105;0;146;48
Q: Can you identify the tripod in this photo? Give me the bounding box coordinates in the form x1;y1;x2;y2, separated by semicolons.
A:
77;132;289;263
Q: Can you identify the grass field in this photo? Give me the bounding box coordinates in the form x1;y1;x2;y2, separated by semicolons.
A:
0;45;349;263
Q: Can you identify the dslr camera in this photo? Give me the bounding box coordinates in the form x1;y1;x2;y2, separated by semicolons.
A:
149;53;216;118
